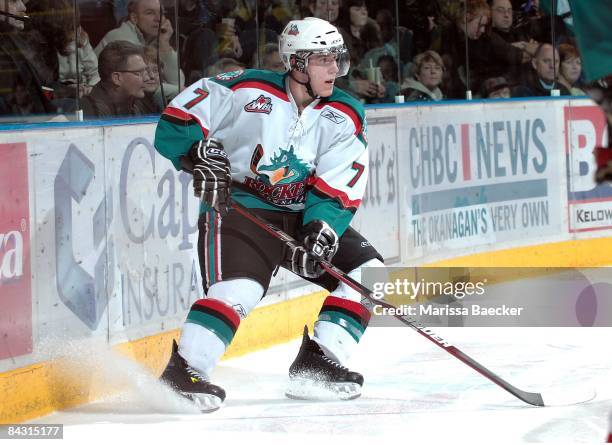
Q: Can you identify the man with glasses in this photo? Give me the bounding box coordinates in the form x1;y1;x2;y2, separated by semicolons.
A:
95;0;183;90
489;0;538;63
81;40;150;117
154;17;383;412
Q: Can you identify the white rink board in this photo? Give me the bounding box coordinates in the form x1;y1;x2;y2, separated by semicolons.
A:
0;98;610;374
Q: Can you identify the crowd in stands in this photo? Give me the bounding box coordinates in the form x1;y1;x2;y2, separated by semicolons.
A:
0;0;592;120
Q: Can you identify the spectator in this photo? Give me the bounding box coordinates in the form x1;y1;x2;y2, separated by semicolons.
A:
513;0;572;47
78;0;115;47
401;50;445;101
3;79;34;115
480;75;511;98
95;0;184;89
337;0;379;66
136;46;173;114
306;0;352;54
360;9;410;72
0;0;57;116
307;0;340;23
376;54;400;102
233;0;283;64
25;0;98;111
81;40;149;117
398;0;441;55
489;0;538;80
512;42;570;97
336;1;386;102
489;0;537;52
207;57;245;77
56;26;100;98
252;42;285;72
440;0;524;98
558;43;586;96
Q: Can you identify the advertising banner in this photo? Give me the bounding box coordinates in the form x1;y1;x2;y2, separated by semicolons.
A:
565;104;611;232
400;101;566;260
0;142;32;360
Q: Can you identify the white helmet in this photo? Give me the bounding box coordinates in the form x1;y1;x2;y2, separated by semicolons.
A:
279;17;350;77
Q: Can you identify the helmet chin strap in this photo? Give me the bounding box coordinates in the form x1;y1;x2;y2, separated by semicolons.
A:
290;71;319;100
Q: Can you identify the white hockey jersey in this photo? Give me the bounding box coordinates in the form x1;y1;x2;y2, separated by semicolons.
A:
154;69;368;236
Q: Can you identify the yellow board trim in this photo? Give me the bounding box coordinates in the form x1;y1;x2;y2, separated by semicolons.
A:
0;291;326;424
2;237;612;424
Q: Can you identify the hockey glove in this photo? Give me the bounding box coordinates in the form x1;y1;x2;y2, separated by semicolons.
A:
287;220;339;278
190;139;232;216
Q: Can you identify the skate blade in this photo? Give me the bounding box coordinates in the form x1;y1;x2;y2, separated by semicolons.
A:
285;377;361;401
181;392;223;413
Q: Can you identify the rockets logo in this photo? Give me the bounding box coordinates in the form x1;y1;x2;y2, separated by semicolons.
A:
244;95;273;114
244;145;311;205
288;24;299;35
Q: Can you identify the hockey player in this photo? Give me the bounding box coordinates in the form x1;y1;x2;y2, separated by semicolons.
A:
153;17;384;412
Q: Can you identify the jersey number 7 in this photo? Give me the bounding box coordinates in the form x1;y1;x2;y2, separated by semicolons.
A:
347;162;365;187
183;88;210;109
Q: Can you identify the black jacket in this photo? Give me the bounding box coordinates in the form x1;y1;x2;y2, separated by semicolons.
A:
512;71;571;97
81;83;141;118
0;23;56;117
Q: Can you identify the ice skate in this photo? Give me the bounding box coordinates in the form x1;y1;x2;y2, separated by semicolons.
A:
286;326;363;401
160;340;226;413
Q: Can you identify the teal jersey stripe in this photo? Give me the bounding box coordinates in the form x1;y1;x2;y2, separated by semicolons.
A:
317;310;366;343
186;311;235;347
303;192;354;237
154;116;204;170
210;69;287;91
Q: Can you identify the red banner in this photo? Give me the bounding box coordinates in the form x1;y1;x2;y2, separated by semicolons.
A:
0;142;32;360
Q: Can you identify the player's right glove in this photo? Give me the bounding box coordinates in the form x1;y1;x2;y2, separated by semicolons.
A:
189;139;232;216
286;220;339;279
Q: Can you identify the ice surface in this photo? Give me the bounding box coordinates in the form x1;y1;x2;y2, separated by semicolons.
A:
31;327;612;444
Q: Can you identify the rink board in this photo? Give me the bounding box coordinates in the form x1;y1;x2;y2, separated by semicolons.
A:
0;97;610;422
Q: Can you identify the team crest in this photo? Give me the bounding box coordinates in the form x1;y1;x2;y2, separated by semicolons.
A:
321;108;346;124
244;95;273;114
215;70;244;81
244;146;311;205
287;24;299;35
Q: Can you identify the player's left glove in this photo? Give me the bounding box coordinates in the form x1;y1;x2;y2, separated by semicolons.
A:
287;220;339;278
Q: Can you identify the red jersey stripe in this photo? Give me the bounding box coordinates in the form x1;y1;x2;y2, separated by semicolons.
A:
231;81;289;102
163;106;210;139
311;177;362;209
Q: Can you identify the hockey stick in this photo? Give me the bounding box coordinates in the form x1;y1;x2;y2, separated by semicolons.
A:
231;201;594;407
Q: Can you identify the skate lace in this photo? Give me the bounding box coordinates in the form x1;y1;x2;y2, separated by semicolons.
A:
186;366;209;382
322;355;347;371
